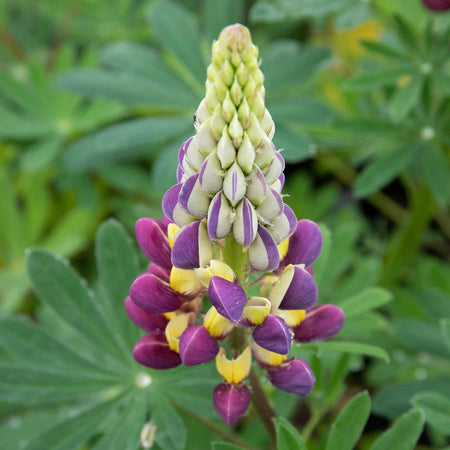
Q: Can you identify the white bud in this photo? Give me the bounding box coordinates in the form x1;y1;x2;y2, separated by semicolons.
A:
230;76;243;106
185;138;205;171
229;113;244;148
223;162;246;206
196;118;217;155
217;127;236;169
211;104;226;140
222;91;236;123
236;132;255;174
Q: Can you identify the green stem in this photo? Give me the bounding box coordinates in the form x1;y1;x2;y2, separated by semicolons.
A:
302;408;324;442
379;181;436;286
248;368;277;445
172;402;254;450
222;236;247;284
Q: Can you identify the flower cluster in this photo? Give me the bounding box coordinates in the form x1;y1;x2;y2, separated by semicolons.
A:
125;24;344;426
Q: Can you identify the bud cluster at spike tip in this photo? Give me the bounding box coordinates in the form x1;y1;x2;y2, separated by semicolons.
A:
162;24;297;271
124;24;344;427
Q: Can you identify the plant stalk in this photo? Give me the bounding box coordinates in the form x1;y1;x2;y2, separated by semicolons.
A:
248;368;277;445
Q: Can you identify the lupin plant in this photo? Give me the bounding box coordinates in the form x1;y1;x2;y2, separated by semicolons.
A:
125;24;344;427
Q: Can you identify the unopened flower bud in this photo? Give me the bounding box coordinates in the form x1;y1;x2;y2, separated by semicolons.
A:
233;198;258;248
236;133;255;174
198;150;224;194
229;113;244;148
294;304;344;342
267;359;315;395
217;127;236;169
133;331;181;369
223;162;246;206
213;383;251;426
179;325;219;366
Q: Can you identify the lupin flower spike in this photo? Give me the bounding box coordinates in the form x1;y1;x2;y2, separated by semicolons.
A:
125;24;344;427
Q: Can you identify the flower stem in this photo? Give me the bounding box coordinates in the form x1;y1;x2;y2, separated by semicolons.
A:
248;368;277;445
172;402;254;450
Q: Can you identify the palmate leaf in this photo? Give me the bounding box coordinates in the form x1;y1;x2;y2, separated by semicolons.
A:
412;392;450;435
0;220;218;449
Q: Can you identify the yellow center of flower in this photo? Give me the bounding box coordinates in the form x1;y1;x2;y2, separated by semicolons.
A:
216;346;252;384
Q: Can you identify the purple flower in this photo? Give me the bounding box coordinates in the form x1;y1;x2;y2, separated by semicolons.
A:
133;331;181;369
179;325;219;366
252;315;291;355
282;219;323;268
208;276;247;323
267;359;315;395
124;297;168;332
213;383;252;426
294;304;344;342
422;0;450;11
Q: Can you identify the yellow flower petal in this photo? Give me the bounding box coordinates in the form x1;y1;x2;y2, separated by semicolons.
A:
216;347;252;384
252;342;287;367
203;306;234;339
278;238;289;261
170;267;202;295
167;223;180;249
241;297;271;326
276;309;305;328
165;314;192;353
268;265;295;312
194;259;235;287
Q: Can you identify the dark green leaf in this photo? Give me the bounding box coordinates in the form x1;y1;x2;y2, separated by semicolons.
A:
373;380;450;419
95;219;141;351
274;127;316;163
412;392;450;435
152;398;187;450
296;341;389;362
212;443;246;450
275;417;307;450
390;76;423;122
59;68;197;110
94;393;147;450
203;0;244;42
370;408;425;450
262;43;329;94
26;249;127;369
342;69;409;91
354;145;415;197
24;396;126;450
340;287;393;317
147;0;206;90
64;117;192;172
423;144;450;206
325;391;371;450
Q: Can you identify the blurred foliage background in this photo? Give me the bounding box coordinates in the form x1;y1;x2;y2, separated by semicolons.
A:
0;0;449;449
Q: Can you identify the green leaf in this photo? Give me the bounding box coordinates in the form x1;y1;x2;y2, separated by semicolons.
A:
212;443;246;450
412;392;450;435
20;137;63;172
26;249;127;369
93;393;147;450
0;316;110;376
373;380;450;420
390;76;423;122
394;319;450;359
262;43;329;95
274;127;316;163
147;0;206;89
325;391;371;450
441;319;450;349
339;287;393;317
370;408;425;450
423;144;450;206
64;117;192;172
0;363;124;404
58;67;198;110
152;398;187;450
297;341;390;362
95;219;140;351
203;0;244;42
24;395;126;450
274;417;307;450
361;40;409;60
342;69;409;91
151;142;179;193
354;145;415;197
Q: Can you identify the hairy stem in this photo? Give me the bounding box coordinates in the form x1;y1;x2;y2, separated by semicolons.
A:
172;402;253;449
248;368;277;445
